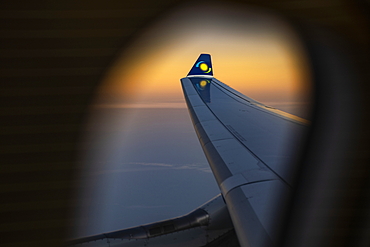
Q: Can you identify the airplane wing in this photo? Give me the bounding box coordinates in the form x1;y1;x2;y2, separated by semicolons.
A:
182;54;308;247
67;54;308;247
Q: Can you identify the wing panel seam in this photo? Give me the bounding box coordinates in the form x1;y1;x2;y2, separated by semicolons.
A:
221;179;276;197
186;78;292;188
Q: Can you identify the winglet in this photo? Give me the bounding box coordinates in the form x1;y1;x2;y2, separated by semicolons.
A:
187;54;213;77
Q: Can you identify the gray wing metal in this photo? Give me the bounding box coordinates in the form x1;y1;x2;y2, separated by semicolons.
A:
67;195;238;247
181;76;308;247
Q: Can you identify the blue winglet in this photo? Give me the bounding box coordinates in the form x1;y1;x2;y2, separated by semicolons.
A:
187;54;213;77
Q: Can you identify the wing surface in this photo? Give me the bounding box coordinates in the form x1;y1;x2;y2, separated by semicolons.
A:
181;54;308;247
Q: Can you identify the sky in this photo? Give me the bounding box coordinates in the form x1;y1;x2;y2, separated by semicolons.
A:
97;2;312;111
72;2;312;238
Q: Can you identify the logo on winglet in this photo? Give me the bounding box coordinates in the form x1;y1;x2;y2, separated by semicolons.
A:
199;79;210;89
187;54;213;77
196;61;212;73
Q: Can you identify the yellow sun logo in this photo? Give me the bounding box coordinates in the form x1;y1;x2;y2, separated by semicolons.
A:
200;80;208;87
195;61;212;73
199;63;209;71
199;79;210;89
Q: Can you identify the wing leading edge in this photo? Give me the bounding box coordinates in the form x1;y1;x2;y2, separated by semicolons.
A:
181;54;308;247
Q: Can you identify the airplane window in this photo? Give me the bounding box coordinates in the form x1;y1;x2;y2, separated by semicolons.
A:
1;1;366;247
72;1;312;241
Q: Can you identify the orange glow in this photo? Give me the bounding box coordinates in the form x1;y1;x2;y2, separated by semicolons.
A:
96;3;312;117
